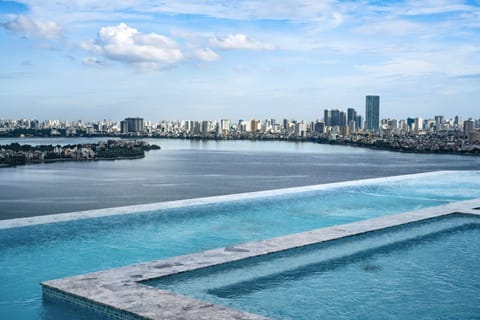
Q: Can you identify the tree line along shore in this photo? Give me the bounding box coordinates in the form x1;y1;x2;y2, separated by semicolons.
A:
0;140;160;167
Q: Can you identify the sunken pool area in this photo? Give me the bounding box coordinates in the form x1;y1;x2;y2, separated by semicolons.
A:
147;214;480;320
1;171;480;319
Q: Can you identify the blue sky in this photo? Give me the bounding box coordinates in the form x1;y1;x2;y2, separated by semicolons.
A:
0;0;479;121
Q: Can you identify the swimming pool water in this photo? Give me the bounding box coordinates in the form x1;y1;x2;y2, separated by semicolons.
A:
150;215;480;320
1;171;480;319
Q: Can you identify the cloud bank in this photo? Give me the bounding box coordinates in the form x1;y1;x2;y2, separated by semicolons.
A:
81;23;183;68
2;15;62;39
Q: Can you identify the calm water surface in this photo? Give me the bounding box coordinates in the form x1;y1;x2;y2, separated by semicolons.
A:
1;138;479;219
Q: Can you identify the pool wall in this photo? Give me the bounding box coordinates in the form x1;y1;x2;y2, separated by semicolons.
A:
41;197;480;320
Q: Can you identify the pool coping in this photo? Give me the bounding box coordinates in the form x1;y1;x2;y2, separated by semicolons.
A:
0;170;470;230
41;197;480;320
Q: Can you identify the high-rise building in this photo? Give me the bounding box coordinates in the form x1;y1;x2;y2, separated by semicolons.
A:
201;120;210;134
314;121;325;133
464;119;475;135
331;110;340;126
348;120;356;134
435;115;444;127
407;117;415;131
324;110;331;126
250;119;258;132
365;95;380;131
355;115;363;130
294;121;307;137
324;109;346;127
339;111;346;126
389;119;398;130
415;117;424;131
220;119;230;133
283;119;290;131
347;108;357;123
192;121;201;135
120;120;128;134
455;115;462;126
123;117;144;133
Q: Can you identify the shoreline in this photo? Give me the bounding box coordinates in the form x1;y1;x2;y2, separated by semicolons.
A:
0;154;145;168
0;140;158;168
1;135;479;156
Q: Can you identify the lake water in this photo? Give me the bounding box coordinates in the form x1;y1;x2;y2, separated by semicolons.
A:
1;138;480;219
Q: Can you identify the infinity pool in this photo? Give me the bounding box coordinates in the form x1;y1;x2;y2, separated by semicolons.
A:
1;171;480;319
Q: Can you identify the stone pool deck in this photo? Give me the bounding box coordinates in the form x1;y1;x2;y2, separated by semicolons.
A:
41;198;480;320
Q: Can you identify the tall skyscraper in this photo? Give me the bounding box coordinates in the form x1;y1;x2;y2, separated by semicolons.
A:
347;108;357;123
323;109;346;127
355;115;363;130
339;111;346;126
365;95;380;131
324;110;331;126
331;109;340;126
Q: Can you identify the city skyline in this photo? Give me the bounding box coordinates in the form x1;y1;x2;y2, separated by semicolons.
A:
2;109;479;133
1;1;479;120
2;111;479;124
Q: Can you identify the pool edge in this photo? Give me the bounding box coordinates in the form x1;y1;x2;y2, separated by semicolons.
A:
0;170;471;229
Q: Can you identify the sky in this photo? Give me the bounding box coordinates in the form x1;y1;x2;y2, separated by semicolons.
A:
0;0;479;121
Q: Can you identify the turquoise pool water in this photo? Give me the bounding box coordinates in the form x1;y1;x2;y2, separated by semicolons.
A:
1;171;480;319
150;215;480;320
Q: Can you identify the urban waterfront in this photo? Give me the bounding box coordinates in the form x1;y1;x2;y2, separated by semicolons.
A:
1;138;480;220
2;1;480;319
2;112;480;155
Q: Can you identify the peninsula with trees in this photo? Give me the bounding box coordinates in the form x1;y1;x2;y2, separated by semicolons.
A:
0;140;160;167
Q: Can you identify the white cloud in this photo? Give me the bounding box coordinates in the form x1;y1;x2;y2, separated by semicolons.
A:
82;57;105;67
2;15;62;39
81;23;183;68
210;34;275;50
193;48;220;61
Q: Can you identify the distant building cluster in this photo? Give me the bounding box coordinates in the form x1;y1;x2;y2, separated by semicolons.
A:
1;96;480;146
